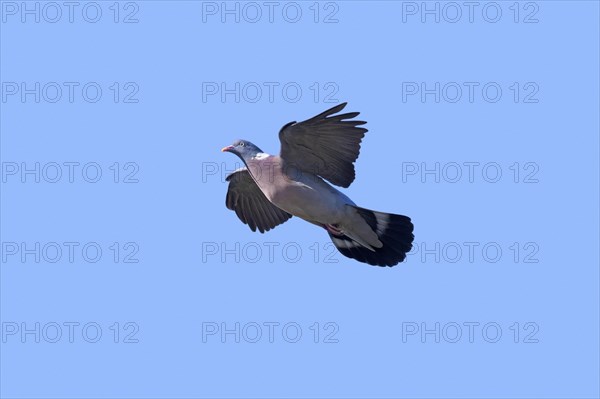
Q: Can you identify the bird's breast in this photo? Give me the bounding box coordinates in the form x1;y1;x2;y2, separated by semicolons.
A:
245;157;351;223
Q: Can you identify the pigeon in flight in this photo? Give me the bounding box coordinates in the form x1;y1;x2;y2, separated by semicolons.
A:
221;103;414;267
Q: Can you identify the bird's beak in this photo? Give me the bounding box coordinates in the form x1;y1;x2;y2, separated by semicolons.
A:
221;145;234;153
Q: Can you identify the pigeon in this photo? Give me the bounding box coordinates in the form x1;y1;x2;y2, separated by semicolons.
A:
221;103;414;267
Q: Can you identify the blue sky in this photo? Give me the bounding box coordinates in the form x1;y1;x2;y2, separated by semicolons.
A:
1;1;599;398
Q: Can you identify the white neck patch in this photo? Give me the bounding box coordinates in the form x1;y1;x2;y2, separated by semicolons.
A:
254;152;271;160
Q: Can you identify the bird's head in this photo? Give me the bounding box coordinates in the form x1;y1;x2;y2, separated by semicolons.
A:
221;139;263;162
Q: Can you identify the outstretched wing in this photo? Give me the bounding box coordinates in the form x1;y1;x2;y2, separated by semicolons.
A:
225;168;292;233
278;102;367;188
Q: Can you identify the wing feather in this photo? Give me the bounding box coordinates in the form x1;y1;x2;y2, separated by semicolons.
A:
225;168;292;233
278;103;367;187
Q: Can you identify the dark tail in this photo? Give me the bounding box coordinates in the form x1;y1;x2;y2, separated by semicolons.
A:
329;206;414;267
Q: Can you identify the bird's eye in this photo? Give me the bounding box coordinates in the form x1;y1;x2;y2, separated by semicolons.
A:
239;142;245;147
